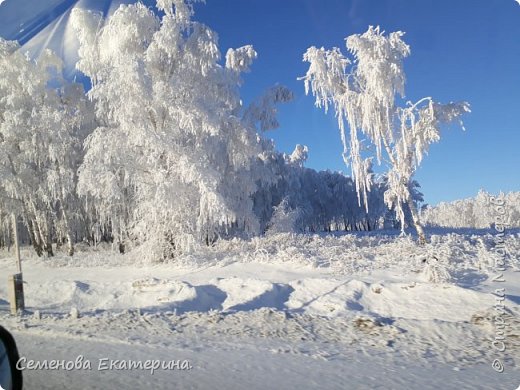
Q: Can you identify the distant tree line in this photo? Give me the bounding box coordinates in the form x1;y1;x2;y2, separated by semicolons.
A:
420;190;520;229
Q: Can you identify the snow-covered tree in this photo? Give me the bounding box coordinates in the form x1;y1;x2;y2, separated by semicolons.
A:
301;26;470;243
0;38;90;256
70;0;289;260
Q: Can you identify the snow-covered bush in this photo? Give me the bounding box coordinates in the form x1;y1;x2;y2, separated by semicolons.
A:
266;198;301;235
420;257;451;283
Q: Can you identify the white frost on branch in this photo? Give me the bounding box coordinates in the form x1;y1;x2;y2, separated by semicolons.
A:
243;85;294;132
226;45;257;74
287;144;309;168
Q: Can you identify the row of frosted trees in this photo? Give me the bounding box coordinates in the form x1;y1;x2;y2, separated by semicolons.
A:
0;0;419;261
420;190;520;229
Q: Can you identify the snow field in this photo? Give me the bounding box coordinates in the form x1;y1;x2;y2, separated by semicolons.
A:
1;231;518;376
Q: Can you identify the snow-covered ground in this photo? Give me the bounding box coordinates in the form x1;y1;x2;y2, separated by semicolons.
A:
1;231;519;389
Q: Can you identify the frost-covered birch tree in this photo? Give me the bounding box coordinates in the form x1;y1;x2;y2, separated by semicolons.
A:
301;26;470;243
70;0;282;260
0;38;90;256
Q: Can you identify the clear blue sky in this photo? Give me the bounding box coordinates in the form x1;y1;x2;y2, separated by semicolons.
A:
1;0;519;205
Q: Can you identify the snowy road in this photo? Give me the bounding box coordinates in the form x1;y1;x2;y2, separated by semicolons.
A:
8;330;518;390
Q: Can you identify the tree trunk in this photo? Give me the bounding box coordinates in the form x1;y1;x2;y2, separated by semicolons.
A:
61;208;75;256
27;219;44;257
407;197;426;244
36;216;54;257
